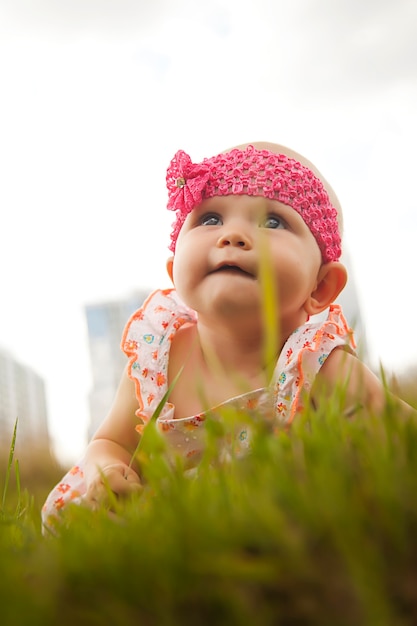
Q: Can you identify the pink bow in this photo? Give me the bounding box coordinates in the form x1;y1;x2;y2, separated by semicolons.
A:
166;150;210;217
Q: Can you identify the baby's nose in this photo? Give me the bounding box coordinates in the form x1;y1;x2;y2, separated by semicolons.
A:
217;231;251;249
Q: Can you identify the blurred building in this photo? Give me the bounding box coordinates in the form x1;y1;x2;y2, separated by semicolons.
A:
85;290;150;438
0;348;49;449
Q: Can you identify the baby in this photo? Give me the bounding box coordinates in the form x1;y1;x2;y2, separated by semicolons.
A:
42;141;414;529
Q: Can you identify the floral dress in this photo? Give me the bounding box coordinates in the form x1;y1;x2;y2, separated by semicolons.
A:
42;289;355;528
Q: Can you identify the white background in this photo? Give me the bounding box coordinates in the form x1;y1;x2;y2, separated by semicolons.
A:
1;0;416;463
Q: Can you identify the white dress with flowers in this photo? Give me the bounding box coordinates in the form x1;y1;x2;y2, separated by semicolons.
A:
42;289;355;528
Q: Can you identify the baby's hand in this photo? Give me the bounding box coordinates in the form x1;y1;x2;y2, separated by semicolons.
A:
84;463;142;510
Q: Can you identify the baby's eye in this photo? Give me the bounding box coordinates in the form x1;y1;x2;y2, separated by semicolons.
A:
200;213;223;226
260;214;287;229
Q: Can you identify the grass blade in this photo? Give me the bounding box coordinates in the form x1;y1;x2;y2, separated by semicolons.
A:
2;418;18;512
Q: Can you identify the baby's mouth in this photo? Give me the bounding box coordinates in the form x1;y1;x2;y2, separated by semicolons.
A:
210;264;256;279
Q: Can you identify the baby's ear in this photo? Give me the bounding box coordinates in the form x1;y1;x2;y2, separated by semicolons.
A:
166;256;175;284
305;262;347;316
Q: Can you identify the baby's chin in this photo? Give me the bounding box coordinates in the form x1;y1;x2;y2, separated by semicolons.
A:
196;285;264;320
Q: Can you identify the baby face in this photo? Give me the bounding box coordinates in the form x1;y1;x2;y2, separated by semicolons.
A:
168;193;323;328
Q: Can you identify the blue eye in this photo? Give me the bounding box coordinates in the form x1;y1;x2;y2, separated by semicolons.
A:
261;214;286;229
200;213;222;226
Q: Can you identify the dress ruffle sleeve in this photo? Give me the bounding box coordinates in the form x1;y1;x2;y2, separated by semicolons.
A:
121;288;197;427
273;304;356;424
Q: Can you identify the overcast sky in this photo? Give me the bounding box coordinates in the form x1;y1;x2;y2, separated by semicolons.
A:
1;0;416;464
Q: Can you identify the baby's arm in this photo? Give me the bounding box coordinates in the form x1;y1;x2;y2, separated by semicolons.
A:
312;348;416;418
83;364;143;508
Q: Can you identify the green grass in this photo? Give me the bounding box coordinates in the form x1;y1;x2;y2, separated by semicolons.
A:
1;380;417;626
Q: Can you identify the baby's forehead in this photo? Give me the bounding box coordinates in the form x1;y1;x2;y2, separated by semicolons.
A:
196;194;302;215
181;195;309;240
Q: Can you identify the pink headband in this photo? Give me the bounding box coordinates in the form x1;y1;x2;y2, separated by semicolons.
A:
166;145;341;263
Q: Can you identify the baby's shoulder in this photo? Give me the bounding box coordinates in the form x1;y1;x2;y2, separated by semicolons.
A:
169;322;198;361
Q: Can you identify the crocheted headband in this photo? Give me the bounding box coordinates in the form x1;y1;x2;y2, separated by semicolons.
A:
166;145;341;263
